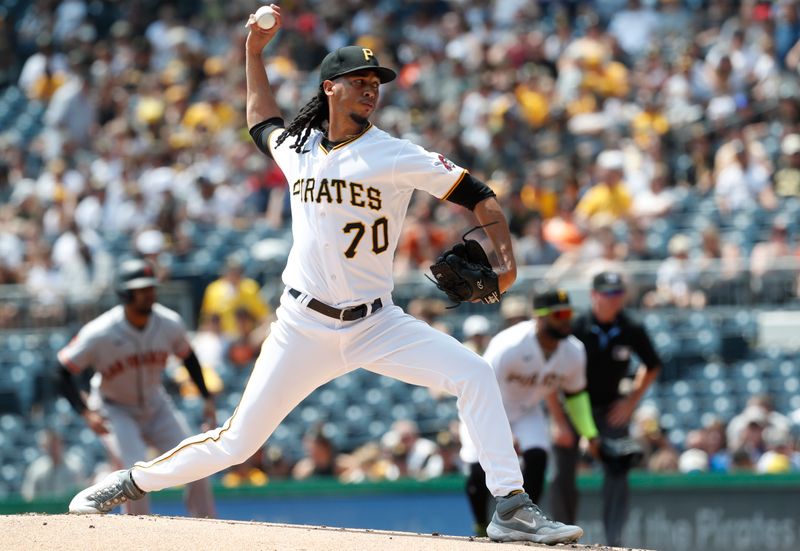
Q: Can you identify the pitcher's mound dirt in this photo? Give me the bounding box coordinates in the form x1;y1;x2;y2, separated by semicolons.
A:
0;514;647;550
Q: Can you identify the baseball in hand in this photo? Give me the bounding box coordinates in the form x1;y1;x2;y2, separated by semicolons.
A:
254;5;276;29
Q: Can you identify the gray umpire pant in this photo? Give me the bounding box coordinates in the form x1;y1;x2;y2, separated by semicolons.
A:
549;403;630;547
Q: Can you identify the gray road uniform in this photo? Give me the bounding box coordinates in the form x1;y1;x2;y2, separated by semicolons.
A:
58;303;215;517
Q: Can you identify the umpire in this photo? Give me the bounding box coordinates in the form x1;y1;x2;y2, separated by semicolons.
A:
549;271;661;546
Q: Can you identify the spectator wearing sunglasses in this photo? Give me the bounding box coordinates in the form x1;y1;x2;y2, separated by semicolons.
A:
459;289;599;537
549;271;662;547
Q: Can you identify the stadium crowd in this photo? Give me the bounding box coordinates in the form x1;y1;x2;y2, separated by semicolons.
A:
2;0;800;499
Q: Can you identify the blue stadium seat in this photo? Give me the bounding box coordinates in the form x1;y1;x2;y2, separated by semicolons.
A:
708;378;731;396
710;396;736;419
178;397;203;427
687;311;712;331
675;397;699;428
344;404;367;424
702;362;722;380
321;422;346;449
643;313;666;334
782;376;800;395
777;361;798;379
317;388;343;410
659;411;678;431
0;464;22;493
331;373;356;393
0;432;11;463
367;420;389;440
300;405;323;425
671;381;692;398
435;399;458;422
652;330;678;362
270;423;298;451
363;387;388;409
390;403;413;421
48;331;70;352
0;413;25;441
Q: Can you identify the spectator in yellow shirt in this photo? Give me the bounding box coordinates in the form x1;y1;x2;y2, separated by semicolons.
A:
182;89;238;133
575;150;632;229
200;254;270;337
631;93;670;149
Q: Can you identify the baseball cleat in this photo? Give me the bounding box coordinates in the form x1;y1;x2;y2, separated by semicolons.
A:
69;469;146;514
487;492;584;545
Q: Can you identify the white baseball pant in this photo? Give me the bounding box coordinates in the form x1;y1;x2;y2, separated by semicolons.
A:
460;403;552;464
132;290;523;496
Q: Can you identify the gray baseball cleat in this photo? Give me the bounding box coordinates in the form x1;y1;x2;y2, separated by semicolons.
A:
487;492;584;544
69;469;146;514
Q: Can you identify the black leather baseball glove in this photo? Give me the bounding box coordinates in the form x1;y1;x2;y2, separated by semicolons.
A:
429;227;500;305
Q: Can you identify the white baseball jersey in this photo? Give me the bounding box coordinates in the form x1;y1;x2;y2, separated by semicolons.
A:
266;123;467;307
58;304;191;406
461;319;587;462
486;320;587;425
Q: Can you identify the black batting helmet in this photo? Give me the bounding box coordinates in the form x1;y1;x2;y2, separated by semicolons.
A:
116;258;159;302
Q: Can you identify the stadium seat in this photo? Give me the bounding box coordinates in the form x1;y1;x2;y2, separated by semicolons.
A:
390;403;413;421
0;464;21;493
434;399;458;422
777;360;798;378
363;387;388;409
367;419;389;440
702;362;722;380
300;405;323;425
710;396;736;419
321;422;346;449
708;378;731;396
670;380;692;399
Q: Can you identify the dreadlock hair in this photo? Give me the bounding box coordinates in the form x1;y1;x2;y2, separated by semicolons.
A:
275;88;329;153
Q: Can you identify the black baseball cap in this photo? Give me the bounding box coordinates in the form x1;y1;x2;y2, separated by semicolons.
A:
533;289;571;315
319;46;396;84
592;271;625;294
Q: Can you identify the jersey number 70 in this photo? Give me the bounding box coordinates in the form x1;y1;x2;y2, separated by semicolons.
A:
342;217;389;258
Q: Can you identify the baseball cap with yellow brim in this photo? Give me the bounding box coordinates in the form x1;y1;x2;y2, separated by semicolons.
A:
319;46;396;84
533;289;572;318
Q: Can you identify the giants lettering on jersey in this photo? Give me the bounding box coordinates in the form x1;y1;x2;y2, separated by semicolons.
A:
105;350;169;380
506;371;561;388
292;178;382;210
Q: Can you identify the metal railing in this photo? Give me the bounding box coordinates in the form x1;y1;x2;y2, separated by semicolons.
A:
0;257;797;331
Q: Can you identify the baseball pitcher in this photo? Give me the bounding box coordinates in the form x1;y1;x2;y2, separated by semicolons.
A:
69;7;584;544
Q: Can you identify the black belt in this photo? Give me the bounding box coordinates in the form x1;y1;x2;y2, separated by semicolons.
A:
288;288;382;321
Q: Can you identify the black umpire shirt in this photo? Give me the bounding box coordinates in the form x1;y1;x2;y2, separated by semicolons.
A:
571;311;662;408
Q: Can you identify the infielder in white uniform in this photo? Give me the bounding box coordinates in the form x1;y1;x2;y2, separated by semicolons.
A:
69;7;583;544
58;258;216;517
460;289;599;536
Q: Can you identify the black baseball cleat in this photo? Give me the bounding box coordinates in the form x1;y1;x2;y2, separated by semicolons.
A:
487;492;584;544
69;469;146;514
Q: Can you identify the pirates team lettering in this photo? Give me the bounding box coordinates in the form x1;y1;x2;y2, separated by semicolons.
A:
293;178;382;210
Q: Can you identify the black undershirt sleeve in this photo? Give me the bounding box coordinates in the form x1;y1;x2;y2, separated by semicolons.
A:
445;173;496;210
248;117;285;158
58;362;88;415
183;351;211;399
